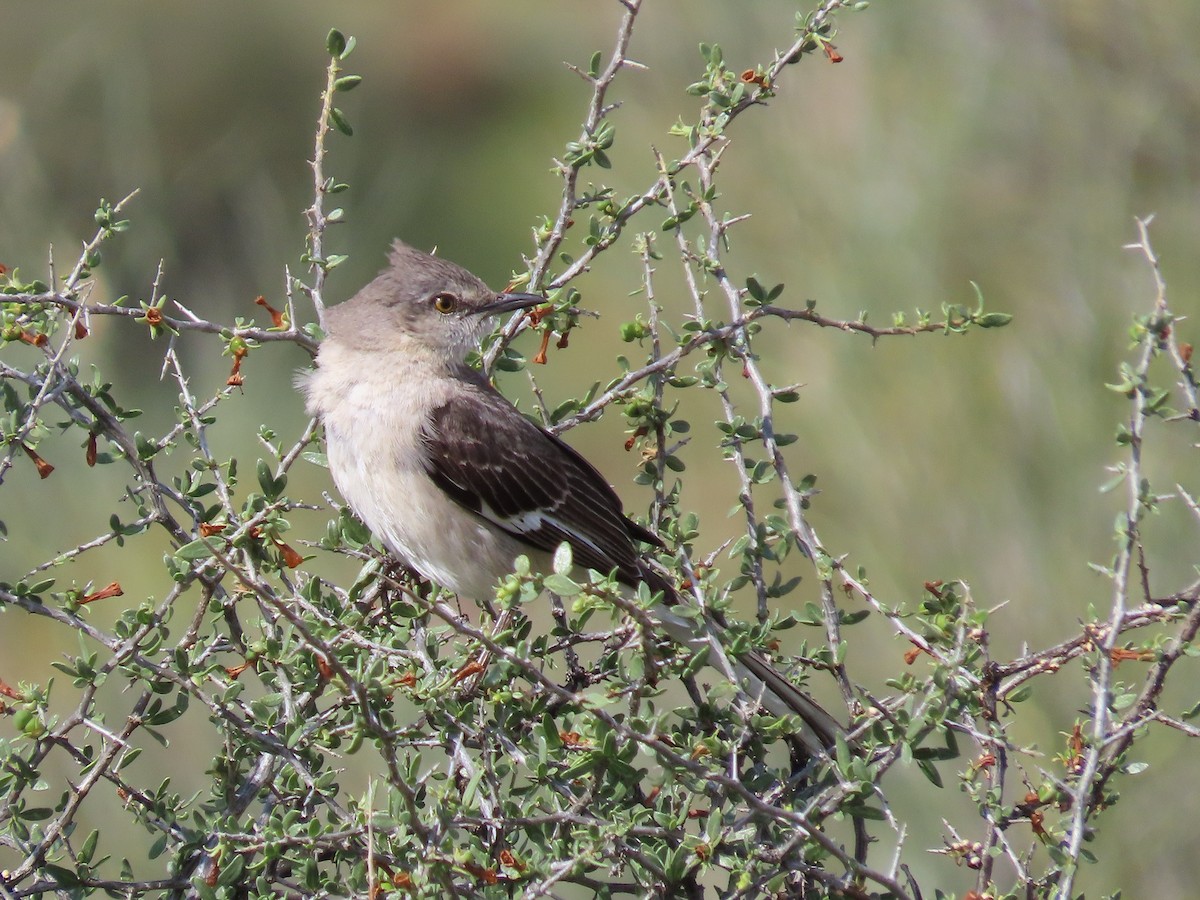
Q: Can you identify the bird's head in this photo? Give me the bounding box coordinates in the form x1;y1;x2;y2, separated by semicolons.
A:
322;240;542;361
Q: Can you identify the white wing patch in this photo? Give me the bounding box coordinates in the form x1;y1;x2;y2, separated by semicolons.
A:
480;502;607;559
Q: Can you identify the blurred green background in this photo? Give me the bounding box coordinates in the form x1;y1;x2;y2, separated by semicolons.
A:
2;0;1198;894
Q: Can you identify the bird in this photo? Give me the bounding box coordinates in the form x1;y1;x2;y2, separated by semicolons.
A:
300;240;844;754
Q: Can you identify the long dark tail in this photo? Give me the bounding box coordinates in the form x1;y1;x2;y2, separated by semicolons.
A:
641;564;869;864
732;649;843;752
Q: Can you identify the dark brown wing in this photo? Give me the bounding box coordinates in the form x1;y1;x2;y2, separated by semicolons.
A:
419;372;660;588
421;373;846;759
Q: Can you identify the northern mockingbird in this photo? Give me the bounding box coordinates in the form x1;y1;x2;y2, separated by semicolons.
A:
301;240;843;753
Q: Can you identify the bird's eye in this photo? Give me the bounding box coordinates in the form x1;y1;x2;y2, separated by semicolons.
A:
432;293;458;314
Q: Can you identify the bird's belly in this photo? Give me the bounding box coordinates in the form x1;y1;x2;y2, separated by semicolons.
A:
325;427;532;600
304;352;548;601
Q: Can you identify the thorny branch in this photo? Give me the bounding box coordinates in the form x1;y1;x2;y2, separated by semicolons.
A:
1053;216;1200;896
484;0;855;370
2;4;1198;899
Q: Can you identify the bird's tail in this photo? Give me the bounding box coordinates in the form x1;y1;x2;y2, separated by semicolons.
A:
643;585;844;755
635;566;869;863
731;648;844;753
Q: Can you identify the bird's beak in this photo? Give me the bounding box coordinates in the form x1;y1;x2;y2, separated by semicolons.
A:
476;292;545;317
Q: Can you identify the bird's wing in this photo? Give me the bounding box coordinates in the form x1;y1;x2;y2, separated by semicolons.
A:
420;375;845;757
419;377;654;587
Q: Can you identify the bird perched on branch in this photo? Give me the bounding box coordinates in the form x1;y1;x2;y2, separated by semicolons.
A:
300;240;844;754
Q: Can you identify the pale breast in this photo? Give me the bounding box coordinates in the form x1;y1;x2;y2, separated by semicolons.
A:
302;343;532;599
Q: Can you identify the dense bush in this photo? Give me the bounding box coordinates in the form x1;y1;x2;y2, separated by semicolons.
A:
2;4;1197;897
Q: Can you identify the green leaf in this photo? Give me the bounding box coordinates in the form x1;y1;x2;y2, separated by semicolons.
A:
148;833;169;859
326;29;346;57
175;539;216;562
834;732;852;771
134;431;158;461
333;75;363;92
119;747;143;770
543;573;582;597
975;312;1013;328
78;830;100;865
493;353;524;372
552;542;573;575
746;276;766;303
145;693;189;726
256;459;286;500
841;609;870;625
301;450;328;467
541;715;563;750
329;107;353;136
841;804;888;821
25;578;55;595
41;864;81;888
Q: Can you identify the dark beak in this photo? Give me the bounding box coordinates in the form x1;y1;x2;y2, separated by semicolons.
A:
476;292;545;317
